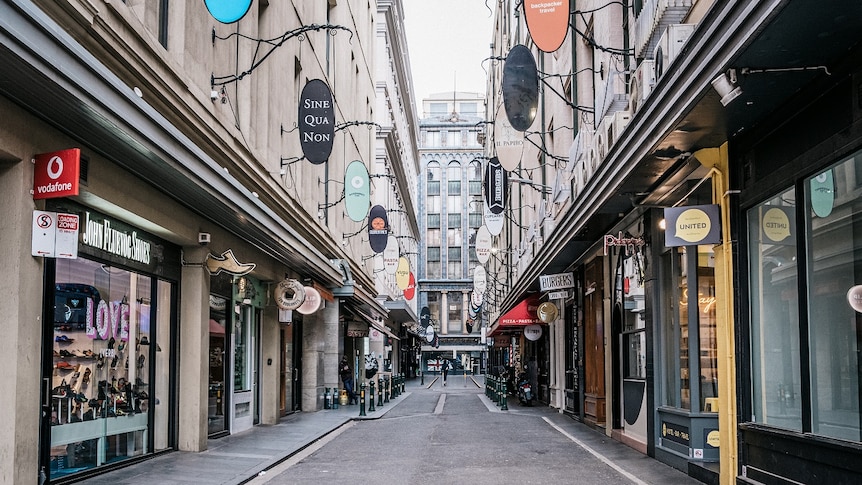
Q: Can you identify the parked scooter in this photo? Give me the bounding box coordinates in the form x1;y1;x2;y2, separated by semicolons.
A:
517;372;534;406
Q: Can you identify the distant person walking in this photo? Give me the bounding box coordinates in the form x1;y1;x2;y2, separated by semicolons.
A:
442;359;451;386
340;356;356;404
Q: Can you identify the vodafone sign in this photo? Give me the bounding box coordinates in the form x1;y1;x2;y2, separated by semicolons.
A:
33;148;81;200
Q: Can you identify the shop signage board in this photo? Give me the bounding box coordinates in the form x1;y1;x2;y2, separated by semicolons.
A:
344;160;371;222
368;205;389;253
847;285;862;313
484;200;504;235
760;206;795;245
494;102;524;171
296;286;322;315
810;169;834;218
347;320;369;338
298;79;335;164
523;0;570;53
205;0;252;23
664;204;721;247
383;235;399;274
483;157;508;215
32;210;79;258
537;301;559;323
502;44;539;132
274;278;305;311
539;272;574;291
395;256;411;290
33;148;80;200
420;306;431;329
603;232;646;256
204;249;256;276
524;324;543;341
661;421;691;446
403;272;416;300
473;265;487;293
474;225;492;264
547;290;569;300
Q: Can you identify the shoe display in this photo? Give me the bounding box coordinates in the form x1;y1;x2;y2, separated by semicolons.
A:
55;335;74;344
139;336;150;345
56;361;74;371
82;367;91;385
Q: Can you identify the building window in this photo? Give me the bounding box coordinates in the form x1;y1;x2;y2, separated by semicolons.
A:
447;194;462;213
427;195;441;214
426;229;441;246
460;102;478;116
748;150;862;441
427;161;441;181
448;292;463;333
468;211;482;228
429;102;447;116
427;213;441;229
427;292;441;331
447;247;462;279
447;226;462;247
447;213;462;229
427;131;441;146
427;247;441;279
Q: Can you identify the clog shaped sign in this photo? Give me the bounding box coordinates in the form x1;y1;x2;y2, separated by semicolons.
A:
345;160;370;222
523;0;570;53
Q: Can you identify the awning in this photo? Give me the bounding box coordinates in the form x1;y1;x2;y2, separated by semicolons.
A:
488;294;542;336
383;299;418;324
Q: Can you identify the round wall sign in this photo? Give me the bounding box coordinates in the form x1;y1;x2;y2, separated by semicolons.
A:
205;0;253;24
494;102;524;171
847;285;862;313
523;0;570;53
274;278;306;311
425;325;435;343
296;286;322;315
298;79;335;164
368;205;389;253
395;257;411;290
475;225;492;264
484;201;504;236
403;272;416;300
383;235;400;275
524;324;543;341
810;169;834;218
345;160;371;222
537;301;559;323
502;45;539;132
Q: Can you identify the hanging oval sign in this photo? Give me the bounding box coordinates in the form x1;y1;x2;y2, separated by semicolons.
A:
205;0;253;24
494;102;524;171
475;225;492;264
502;45;539;132
384;235;400;275
403;272;416;301
296;286;322;315
368;205;389;253
471;289;484;309
483;157;508;215
524;0;570;53
524;324;543;341
810;169;834;218
847;285;862;313
298;79;335;164
473;265;487;294
537;301;559;323
420;306;431;329
345;160;371;222
425;325;436;343
484;200;504;236
395;256;411;290
274;278;306;311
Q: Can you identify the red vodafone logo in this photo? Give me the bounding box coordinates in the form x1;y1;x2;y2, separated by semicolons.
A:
33;148;81;200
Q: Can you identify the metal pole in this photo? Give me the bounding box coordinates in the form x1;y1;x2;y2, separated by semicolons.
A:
359;382;366;417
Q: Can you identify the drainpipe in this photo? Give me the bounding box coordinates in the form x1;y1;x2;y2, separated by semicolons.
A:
694;144;738;485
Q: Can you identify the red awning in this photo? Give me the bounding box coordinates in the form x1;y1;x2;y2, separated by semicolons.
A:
489;295;542;336
209;319;225;336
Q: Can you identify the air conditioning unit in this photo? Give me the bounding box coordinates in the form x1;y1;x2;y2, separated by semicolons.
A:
654;24;695;81
629;60;656;115
591;125;607;170
609;111;631;148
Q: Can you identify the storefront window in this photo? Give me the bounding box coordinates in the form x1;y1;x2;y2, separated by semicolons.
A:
747;189;803;431
448;292;463;333
50;257;163;477
805;155;862;441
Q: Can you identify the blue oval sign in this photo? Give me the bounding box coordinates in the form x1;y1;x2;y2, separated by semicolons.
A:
299;79;335;165
345;160;370;222
205;0;253;24
502;45;539;132
484;157;508;215
368;205;389;253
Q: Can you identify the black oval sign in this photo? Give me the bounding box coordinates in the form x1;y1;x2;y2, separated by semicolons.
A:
368;205;389;253
484;157;508;215
299;79;335;164
502;45;539;132
420;306;431;329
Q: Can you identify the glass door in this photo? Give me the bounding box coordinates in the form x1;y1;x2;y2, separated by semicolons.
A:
207;295;228;436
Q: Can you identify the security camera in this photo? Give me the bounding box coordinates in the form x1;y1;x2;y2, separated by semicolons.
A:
210;90;219;101
198;232;211;245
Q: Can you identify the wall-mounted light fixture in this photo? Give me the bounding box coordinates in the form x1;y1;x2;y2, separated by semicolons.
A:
711;69;742;106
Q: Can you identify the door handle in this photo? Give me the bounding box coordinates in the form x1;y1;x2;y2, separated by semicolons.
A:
43;377;50;408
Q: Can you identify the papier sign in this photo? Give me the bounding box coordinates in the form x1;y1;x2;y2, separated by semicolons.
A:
32;210;79;259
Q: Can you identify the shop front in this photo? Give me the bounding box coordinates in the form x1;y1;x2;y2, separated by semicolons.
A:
40;201;180;481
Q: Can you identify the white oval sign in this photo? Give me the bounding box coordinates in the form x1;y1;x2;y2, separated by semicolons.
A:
384;235;399;275
296;286;322;315
494;102;524;171
425;325;435;343
484;201;504;236
473;265;487;293
274;278;305;311
524;324;543;341
475;225;492;264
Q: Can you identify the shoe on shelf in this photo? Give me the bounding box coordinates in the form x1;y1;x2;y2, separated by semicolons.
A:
107;337;115;349
55;335;74;344
56;361;74;371
139;336;150;345
82;367;91;385
137;355;145;369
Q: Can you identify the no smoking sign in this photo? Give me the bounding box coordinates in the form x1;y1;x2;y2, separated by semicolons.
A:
32;210;79;259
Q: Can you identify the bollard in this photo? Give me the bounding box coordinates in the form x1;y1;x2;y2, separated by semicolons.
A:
332;388;339;409
496;377;502;406
377;376;384;406
384;375;391;403
359;383;367;417
420;370;424;386
324;387;332;409
392;374;398;398
368;380;376;412
401;373;406;394
501;381;508;410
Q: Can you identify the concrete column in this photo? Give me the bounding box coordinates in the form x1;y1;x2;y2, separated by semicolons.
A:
178;246;209;451
0;158;45;483
441;291;448;335
259;304;279;425
462;290;469;334
323;300;340;392
301;305;325;411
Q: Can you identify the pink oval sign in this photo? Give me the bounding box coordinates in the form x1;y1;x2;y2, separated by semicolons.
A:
524;0;570;53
